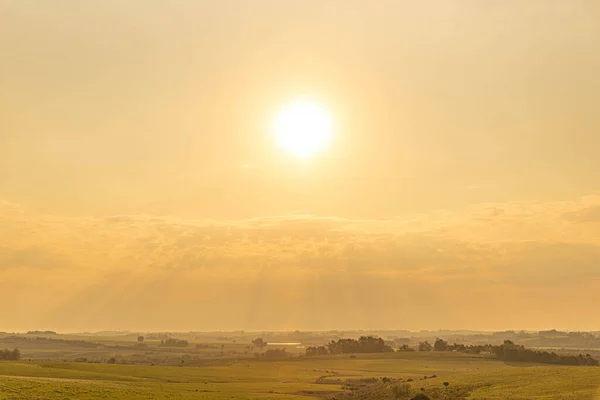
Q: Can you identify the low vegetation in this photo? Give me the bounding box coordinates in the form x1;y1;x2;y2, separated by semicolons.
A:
333;379;473;400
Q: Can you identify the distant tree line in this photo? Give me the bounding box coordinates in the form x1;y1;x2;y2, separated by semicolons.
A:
0;348;20;360
159;338;188;347
492;340;598;366
27;330;56;335
306;336;599;366
306;336;394;356
417;338;599;366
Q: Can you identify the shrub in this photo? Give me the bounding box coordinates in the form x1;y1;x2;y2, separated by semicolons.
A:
392;383;412;399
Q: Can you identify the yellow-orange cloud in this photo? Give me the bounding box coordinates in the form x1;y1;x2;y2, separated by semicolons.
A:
1;195;599;332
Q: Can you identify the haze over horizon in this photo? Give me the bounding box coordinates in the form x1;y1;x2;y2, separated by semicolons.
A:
2;1;600;332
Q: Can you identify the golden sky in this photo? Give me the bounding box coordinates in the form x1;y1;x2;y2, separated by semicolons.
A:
1;1;599;331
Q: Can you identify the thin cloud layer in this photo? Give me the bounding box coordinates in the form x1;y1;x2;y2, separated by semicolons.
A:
563;205;600;223
1;195;599;332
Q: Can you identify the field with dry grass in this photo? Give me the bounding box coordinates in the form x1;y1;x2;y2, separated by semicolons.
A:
1;333;600;399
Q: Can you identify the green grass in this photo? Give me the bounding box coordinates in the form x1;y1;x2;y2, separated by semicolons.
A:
1;352;600;399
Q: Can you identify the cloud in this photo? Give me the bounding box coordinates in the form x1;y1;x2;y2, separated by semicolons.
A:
1;195;600;331
489;241;600;286
562;205;600;223
0;245;71;270
0;200;24;221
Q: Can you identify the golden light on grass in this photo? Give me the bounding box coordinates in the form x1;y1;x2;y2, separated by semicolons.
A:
273;99;333;159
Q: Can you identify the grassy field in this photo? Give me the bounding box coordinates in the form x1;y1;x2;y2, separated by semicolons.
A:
1;351;600;399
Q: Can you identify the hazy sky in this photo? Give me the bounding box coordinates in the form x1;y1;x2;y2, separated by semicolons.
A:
1;1;600;332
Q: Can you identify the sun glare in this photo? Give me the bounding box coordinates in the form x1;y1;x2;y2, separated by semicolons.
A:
273;100;333;159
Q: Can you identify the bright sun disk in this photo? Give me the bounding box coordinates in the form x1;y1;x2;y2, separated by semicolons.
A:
273;100;333;159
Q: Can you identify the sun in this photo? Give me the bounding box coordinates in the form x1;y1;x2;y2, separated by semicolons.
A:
273;99;333;159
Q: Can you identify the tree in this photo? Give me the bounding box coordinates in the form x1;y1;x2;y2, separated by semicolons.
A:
0;348;20;360
433;338;448;351
398;344;415;352
327;336;393;354
357;336;394;353
137;336;144;342
252;338;267;350
450;343;466;352
305;346;328;356
418;341;432;352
